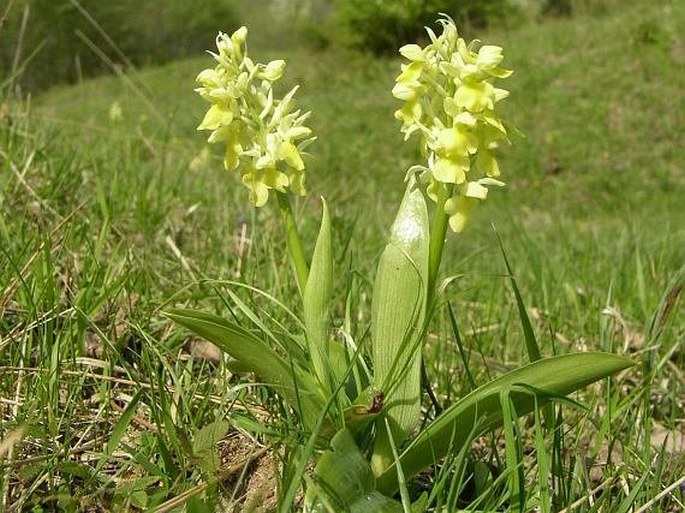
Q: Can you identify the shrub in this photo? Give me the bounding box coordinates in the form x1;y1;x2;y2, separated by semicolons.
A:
0;0;241;93
334;0;516;55
541;0;573;17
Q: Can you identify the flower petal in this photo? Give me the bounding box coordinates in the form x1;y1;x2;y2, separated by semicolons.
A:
278;141;304;171
197;103;233;131
454;82;495;112
445;196;477;233
399;44;426;61
432;157;467;184
464;181;489;199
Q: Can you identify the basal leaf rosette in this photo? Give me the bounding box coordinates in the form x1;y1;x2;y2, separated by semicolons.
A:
393;16;513;232
195;27;315;206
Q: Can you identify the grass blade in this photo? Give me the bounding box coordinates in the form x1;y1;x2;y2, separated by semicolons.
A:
92;388;143;479
495;230;542;362
500;389;524;511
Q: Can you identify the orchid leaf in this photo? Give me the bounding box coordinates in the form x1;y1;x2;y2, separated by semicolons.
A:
165;309;324;427
371;176;429;472
305;429;403;513
376;352;635;494
304;198;337;392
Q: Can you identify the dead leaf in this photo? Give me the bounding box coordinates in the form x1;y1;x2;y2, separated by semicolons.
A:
651;422;685;454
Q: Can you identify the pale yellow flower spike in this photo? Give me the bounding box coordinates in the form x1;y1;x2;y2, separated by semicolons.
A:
393;16;513;232
195;27;316;207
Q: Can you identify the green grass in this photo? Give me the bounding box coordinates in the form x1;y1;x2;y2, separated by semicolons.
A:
1;1;684;511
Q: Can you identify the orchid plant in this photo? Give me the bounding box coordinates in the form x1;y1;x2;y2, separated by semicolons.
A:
166;17;634;511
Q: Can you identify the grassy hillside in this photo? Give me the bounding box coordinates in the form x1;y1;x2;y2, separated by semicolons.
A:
2;1;683;510
33;0;684;345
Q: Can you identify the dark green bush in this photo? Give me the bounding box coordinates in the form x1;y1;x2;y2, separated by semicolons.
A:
334;0;517;55
1;0;241;93
542;0;573;17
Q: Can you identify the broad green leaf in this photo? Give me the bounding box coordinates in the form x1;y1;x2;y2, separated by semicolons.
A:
192;420;229;475
376;352;635;494
304;198;336;392
329;338;350;396
56;461;95;481
410;493;429;513
305;429;403;513
192;420;229;455
165;309;324;427
372;177;429;468
187;495;215;513
276;190;309;294
114;476;160;509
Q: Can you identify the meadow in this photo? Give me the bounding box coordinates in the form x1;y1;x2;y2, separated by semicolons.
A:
0;1;683;511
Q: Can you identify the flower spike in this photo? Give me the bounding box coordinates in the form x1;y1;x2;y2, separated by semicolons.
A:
195;28;315;206
394;16;513;232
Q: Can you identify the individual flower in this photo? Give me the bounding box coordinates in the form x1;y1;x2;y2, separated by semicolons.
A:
189;147;212;173
393;16;513;232
195;27;315;206
108;101;123;123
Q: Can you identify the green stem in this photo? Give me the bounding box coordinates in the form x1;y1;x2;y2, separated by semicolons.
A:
276;191;309;296
426;182;452;309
